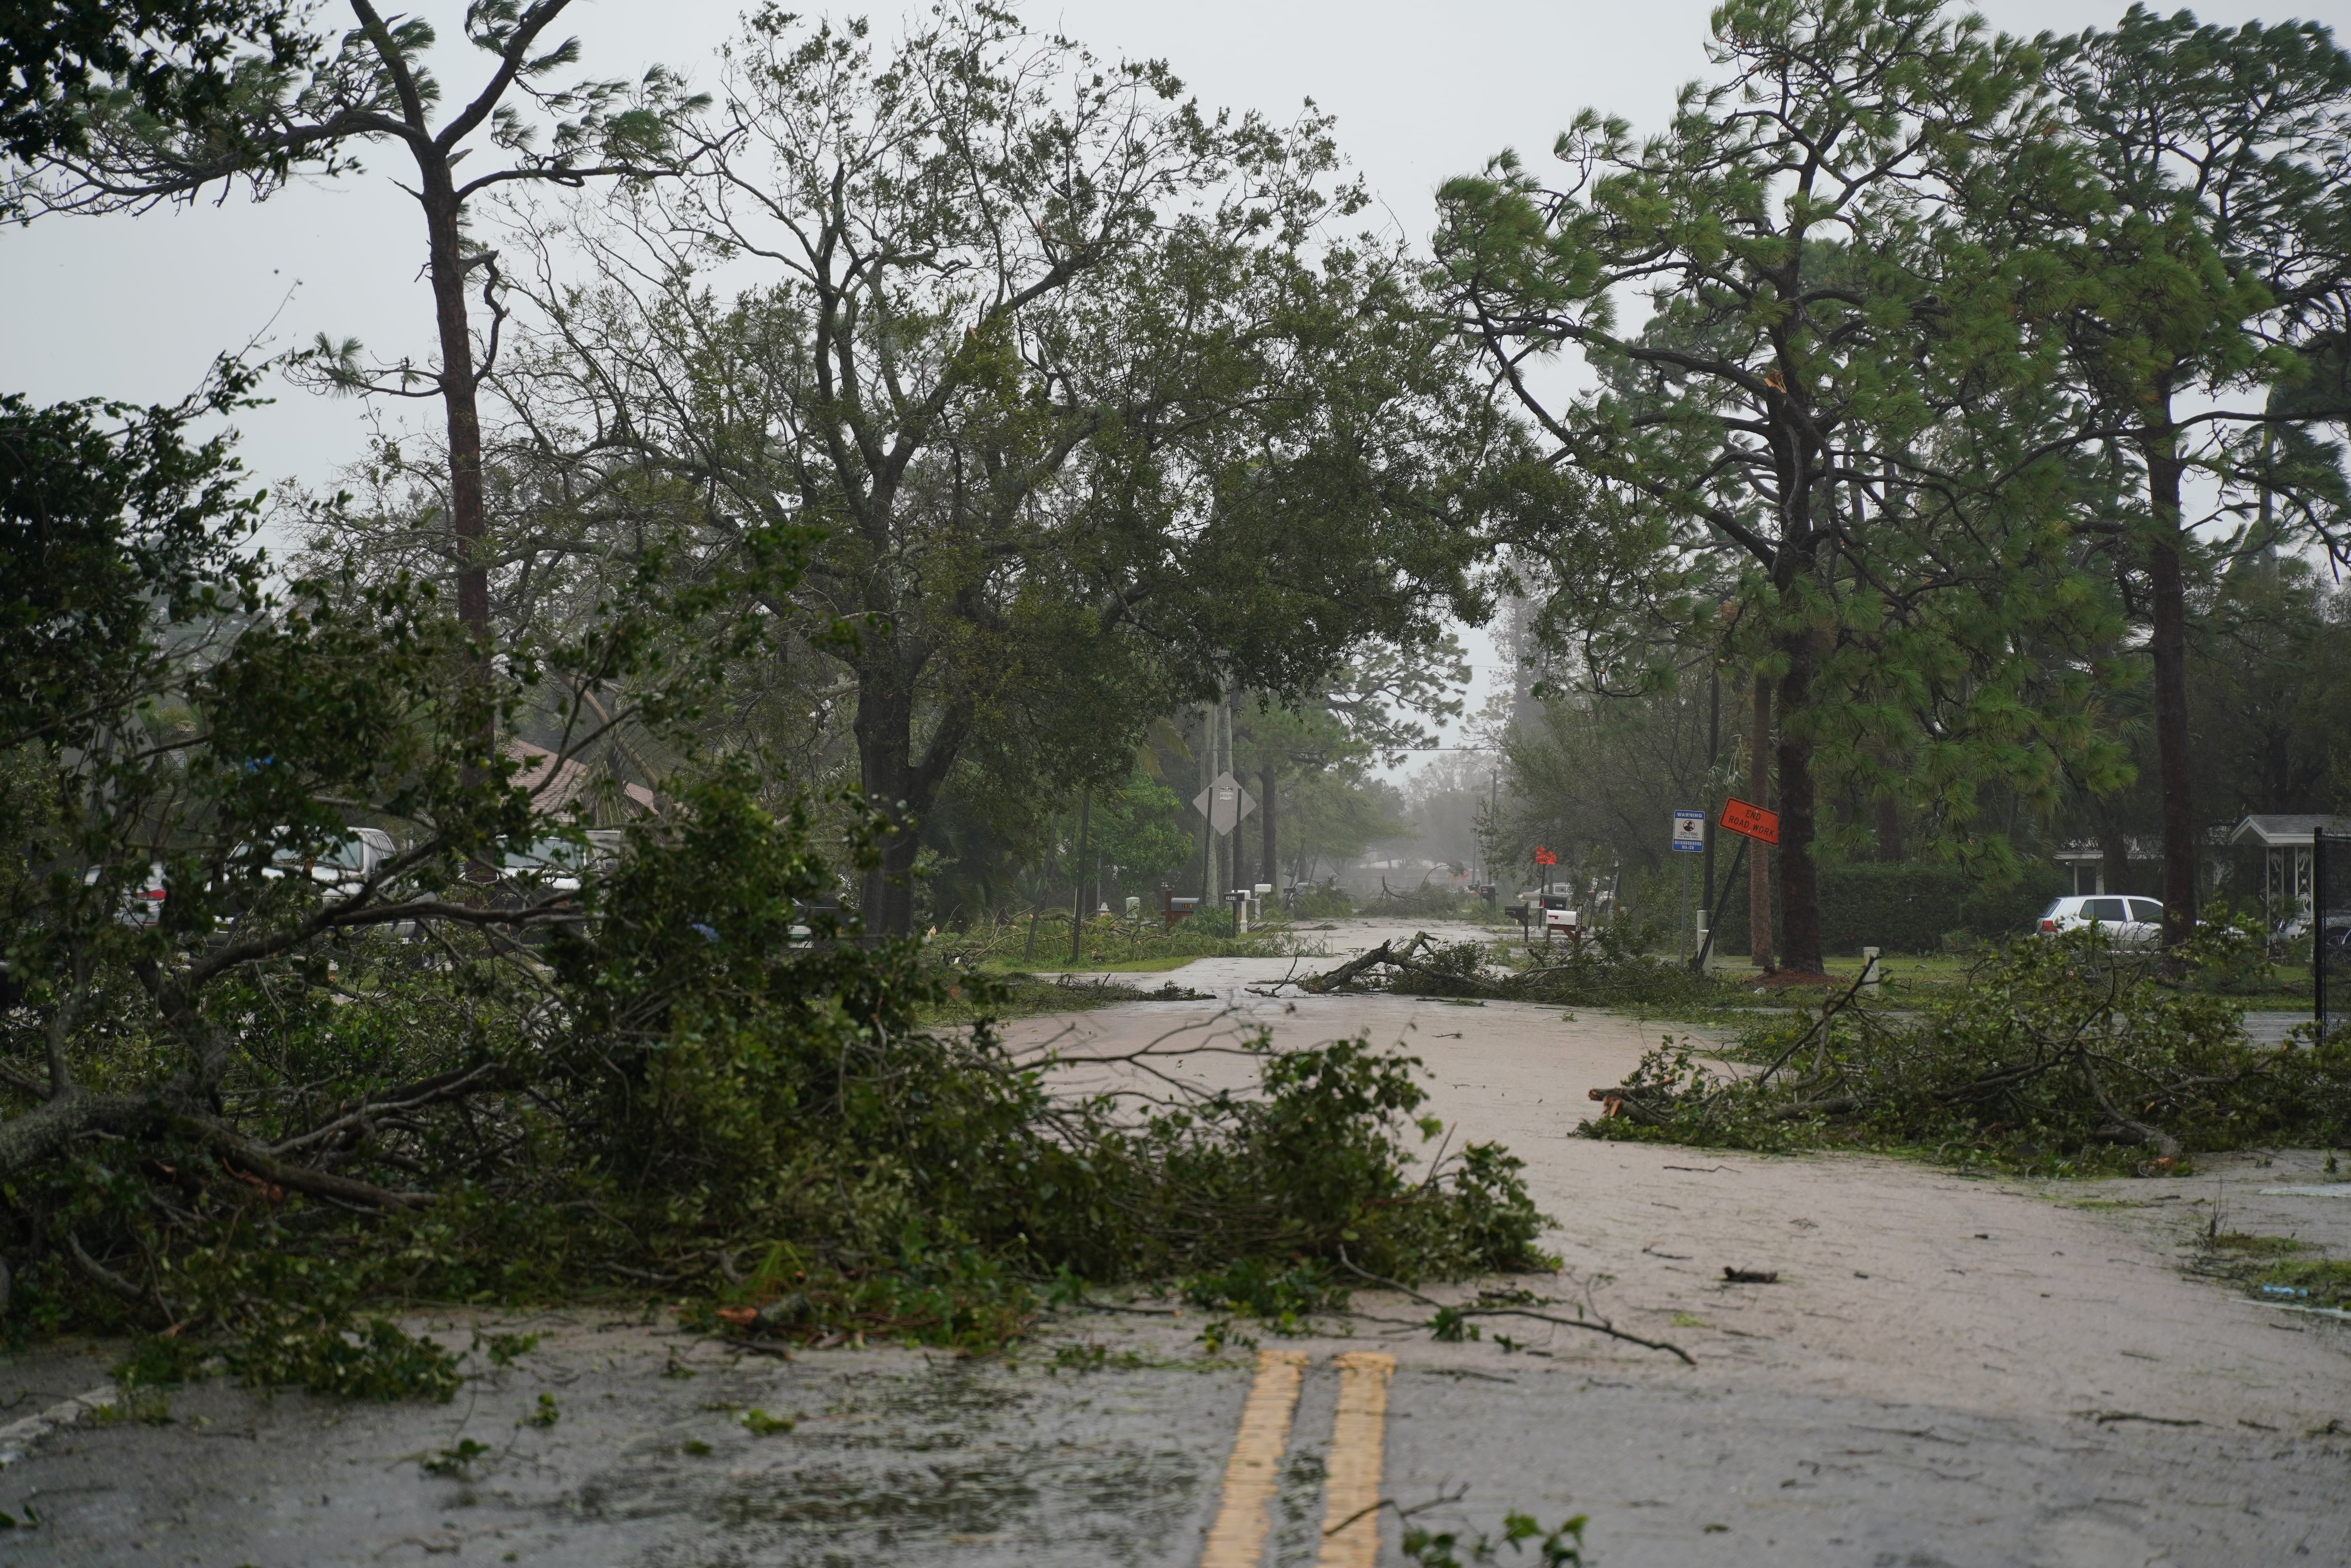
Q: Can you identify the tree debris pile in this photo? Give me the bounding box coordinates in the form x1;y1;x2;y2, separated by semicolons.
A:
0;782;1551;1378
1581;928;2351;1173
1296;926;1718;1009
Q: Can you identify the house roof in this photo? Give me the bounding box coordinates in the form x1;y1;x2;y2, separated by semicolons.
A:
506;739;657;815
2227;814;2351;847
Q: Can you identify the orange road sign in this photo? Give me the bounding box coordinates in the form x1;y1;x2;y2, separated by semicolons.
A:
1719;799;1780;846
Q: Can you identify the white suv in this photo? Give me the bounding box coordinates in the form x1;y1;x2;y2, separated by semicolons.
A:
2037;895;2164;949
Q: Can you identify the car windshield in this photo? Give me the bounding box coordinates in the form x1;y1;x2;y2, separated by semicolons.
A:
503;837;594;871
318;838;371;870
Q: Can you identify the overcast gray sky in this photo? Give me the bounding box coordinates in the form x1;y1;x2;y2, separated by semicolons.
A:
4;0;2341;754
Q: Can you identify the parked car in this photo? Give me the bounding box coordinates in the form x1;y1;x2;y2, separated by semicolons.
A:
496;831;622;895
2036;895;2164;949
257;826;398;894
82;861;170;928
483;835;625;940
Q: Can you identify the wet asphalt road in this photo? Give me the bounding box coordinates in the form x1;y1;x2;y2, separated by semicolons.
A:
0;1303;2346;1568
3;934;2347;1568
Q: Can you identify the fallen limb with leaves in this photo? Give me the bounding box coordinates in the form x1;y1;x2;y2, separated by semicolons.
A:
1581;926;2351;1173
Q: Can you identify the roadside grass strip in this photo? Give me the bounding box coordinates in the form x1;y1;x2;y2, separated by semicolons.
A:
1200;1348;1308;1568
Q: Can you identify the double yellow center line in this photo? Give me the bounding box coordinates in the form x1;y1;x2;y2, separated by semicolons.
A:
1199;1348;1396;1568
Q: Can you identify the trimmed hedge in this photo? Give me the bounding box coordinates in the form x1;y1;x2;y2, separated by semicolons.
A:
1703;860;2068;957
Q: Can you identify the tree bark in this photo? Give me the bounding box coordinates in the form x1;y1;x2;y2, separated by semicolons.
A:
1069;789;1090;964
2142;423;2199;948
852;664;952;937
1261;763;1277;897
419;171;490;646
1776;639;1825;975
1748;672;1774;969
1873;795;1903;861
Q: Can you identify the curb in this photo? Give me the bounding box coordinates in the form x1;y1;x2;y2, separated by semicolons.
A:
0;1386;119;1467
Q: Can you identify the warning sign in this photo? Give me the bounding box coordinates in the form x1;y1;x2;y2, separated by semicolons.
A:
1719;799;1780;846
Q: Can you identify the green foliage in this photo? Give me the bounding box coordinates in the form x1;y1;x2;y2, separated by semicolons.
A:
1387;928;1717;1010
1439;0;2139;971
0;0;319;167
1085;769;1197;894
1585;926;2351;1172
1369;882;1494;921
1404;1510;1589;1568
1182;1259;1348;1333
1289;884;1357;919
0;773;1547;1365
1704;860;2070;956
113;1332;207;1391
421;1438;491;1478
229;1310;462;1403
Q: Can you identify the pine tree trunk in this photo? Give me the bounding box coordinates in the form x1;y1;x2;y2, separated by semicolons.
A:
1873;795;1903;861
2142;422;2198;948
1775;635;1825;975
420;173;489;646
1749;673;1774;969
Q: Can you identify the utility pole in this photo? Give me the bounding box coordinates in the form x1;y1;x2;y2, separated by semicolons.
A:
1489;770;1499;891
1069;789;1091;966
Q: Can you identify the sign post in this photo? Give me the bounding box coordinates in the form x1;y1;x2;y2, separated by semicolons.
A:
1672;809;1703;958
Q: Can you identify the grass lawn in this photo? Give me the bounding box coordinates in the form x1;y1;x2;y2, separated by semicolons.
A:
1834;951;2317;1008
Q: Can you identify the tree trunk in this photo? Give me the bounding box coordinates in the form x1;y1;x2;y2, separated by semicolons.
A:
1775;640;1824;975
1873;795;1903;861
418;169;489;646
2142;425;2198;948
1261;764;1277;896
1703;662;1720;915
1748;673;1774;969
854;673;923;937
1069;790;1090;965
